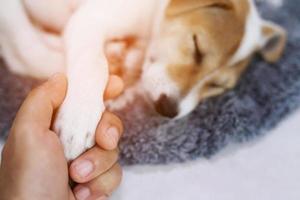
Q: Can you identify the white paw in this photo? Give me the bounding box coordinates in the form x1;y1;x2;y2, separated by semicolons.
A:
54;99;104;161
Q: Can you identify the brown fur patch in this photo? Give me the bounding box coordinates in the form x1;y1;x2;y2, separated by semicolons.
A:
261;24;287;63
166;0;234;17
199;57;251;100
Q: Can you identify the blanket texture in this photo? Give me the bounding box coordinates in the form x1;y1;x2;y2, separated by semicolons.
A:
0;0;299;166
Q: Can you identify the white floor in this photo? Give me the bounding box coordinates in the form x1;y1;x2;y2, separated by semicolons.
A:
112;108;300;200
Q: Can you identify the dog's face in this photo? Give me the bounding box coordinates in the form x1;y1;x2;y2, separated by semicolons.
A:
142;0;286;118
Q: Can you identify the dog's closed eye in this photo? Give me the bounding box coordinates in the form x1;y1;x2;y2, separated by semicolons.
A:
193;34;204;65
206;1;233;10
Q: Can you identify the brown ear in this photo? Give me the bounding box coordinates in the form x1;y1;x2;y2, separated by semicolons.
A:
259;21;287;63
166;0;233;17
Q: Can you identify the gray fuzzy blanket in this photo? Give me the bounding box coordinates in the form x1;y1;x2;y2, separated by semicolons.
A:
1;0;300;166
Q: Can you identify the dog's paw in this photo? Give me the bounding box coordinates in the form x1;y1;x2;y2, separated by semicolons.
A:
54;100;104;161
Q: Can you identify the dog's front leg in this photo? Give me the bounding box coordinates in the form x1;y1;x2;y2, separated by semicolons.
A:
53;9;109;160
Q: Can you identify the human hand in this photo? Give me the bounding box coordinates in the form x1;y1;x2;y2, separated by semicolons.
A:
0;74;124;200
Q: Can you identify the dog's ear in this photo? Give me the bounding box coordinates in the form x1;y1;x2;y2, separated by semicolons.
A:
259;21;287;63
166;0;233;17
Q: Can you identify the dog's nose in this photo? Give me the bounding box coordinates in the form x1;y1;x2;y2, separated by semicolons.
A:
154;94;178;118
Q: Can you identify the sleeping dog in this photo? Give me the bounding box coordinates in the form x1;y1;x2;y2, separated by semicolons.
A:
0;0;286;160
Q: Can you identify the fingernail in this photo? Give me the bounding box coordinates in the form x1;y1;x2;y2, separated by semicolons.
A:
74;160;94;178
106;127;119;148
74;186;91;200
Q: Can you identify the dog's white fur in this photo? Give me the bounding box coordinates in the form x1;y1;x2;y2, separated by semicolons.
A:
0;0;279;160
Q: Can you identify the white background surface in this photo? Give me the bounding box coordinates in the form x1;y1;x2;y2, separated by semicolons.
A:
112;108;300;200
